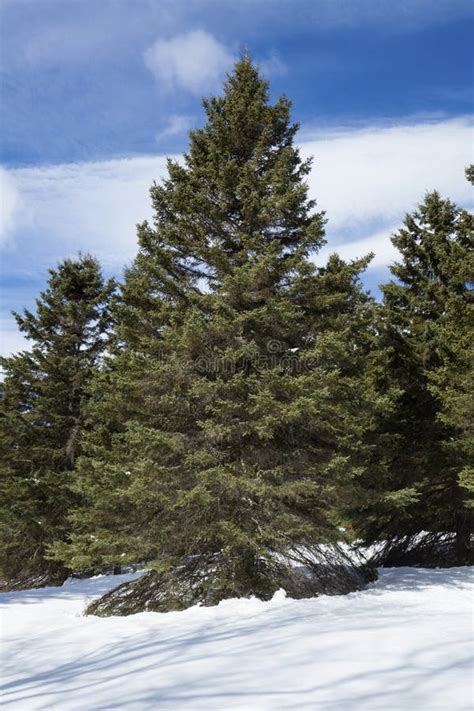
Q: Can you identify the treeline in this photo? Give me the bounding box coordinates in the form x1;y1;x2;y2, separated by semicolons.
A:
1;58;472;604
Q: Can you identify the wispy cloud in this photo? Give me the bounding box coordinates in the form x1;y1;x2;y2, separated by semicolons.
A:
1;116;473;356
287;0;474;31
156;115;195;142
3;156;169;267
144;30;235;95
0;168;21;245
259;52;288;78
314;227;400;269
3;117;472;265
0;318;28;358
303;117;474;238
3;0;472;74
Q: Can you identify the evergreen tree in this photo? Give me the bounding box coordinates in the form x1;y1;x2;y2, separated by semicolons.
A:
355;178;473;564
53;58;377;611
0;255;115;587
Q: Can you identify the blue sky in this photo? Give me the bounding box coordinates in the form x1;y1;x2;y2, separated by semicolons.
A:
1;0;473;355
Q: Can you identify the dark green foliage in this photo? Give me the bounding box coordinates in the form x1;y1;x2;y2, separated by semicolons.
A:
0;256;115;587
354;180;474;564
53;58;378;607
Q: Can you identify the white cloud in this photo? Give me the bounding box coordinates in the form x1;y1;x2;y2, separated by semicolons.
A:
1;117;473;357
2;116;473;270
6;155;170;267
3;117;472;271
0;319;28;360
314;227;401;269
0;168;21;245
144;30;235;95
303;117;474;240
156;115;194;141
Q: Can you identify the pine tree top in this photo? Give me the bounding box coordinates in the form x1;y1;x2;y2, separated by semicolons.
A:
136;55;325;297
383;189;473;318
10;254;116;356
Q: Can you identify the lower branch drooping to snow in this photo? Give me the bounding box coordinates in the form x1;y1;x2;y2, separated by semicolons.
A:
367;531;473;568
85;544;375;616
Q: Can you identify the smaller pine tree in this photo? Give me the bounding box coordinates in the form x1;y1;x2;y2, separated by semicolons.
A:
426;167;474;559
356;176;473;565
0;255;115;588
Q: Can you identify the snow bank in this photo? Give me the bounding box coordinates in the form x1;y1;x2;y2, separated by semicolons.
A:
1;567;473;710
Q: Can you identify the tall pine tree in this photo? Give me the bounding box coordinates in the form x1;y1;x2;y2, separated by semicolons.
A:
53;58;378;612
0;255;115;588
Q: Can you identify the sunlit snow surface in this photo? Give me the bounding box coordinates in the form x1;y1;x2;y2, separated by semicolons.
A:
1;567;473;710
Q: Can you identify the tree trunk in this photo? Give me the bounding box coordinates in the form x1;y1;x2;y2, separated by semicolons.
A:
455;511;471;564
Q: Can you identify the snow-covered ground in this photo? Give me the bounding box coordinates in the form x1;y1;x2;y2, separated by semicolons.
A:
1;567;473;711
